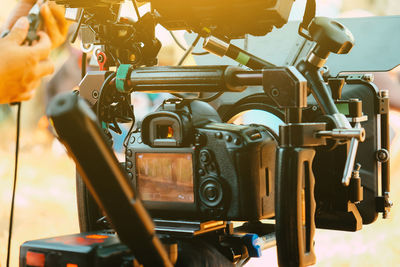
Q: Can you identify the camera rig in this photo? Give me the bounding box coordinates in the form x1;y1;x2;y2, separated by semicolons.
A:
20;1;393;267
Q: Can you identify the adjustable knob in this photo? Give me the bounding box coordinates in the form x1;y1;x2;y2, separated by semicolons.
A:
200;177;223;208
307;17;355;68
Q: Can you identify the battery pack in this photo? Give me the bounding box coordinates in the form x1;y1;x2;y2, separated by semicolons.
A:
19;231;136;267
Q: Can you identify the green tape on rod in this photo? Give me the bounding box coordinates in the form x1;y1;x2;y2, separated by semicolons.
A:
236;52;251;66
336;103;350;116
116;64;131;92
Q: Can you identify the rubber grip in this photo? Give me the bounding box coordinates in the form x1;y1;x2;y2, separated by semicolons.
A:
275;147;316;267
126;65;246;93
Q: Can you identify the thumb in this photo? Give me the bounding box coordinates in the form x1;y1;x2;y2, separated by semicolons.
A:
5;17;29;44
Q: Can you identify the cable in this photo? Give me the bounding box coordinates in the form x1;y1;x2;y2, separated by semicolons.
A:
81;52;87;79
71;9;85;44
171;34;204;99
177;34;202;66
197;92;224;102
123;119;136;149
96;72;117;121
6;102;21;267
169;31;209;56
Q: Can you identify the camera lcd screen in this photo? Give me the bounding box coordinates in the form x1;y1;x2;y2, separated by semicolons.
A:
136;153;194;203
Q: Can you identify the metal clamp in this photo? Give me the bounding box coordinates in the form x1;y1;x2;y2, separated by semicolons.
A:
316;127;365;142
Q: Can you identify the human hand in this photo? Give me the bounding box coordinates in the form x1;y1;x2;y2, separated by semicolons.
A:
40;1;70;48
0;17;54;104
3;1;70;49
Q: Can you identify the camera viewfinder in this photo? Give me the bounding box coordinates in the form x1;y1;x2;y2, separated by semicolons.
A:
157;125;174;139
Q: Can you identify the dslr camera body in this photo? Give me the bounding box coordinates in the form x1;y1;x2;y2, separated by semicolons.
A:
127;99;277;221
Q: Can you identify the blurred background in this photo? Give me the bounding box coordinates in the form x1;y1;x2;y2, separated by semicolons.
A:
1;0;400;266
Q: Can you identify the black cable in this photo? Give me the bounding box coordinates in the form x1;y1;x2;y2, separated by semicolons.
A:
169;31;209;56
81;52;87;79
105;47;120;66
177;34;202;66
132;0;141;19
197;92;224;102
96;72;117;121
172;34;204;98
71;9;85;44
123;119;136;149
6;102;21;267
172;35;203;98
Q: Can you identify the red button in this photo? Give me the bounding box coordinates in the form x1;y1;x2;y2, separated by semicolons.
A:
26;251;45;267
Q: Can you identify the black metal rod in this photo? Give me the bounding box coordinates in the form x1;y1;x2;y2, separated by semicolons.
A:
127;65;255;93
177;34;201;66
380;94;390;201
6;103;21;267
232;72;263;86
297;61;339;116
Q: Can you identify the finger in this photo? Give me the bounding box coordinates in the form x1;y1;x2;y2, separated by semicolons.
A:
35;59;54;78
29;31;52;60
41;5;68;48
48;2;68;32
4;17;29;45
40;3;63;47
16;90;35;102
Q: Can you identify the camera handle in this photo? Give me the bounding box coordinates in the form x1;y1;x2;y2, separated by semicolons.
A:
275;146;317;267
297;17;355;129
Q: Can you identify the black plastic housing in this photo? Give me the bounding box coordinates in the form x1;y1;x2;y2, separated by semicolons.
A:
303;78;382;230
147;0;295;38
126;122;277;221
211;76;385;231
20;232;132;267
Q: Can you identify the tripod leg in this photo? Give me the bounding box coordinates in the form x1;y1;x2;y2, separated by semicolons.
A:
275;147;316;267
